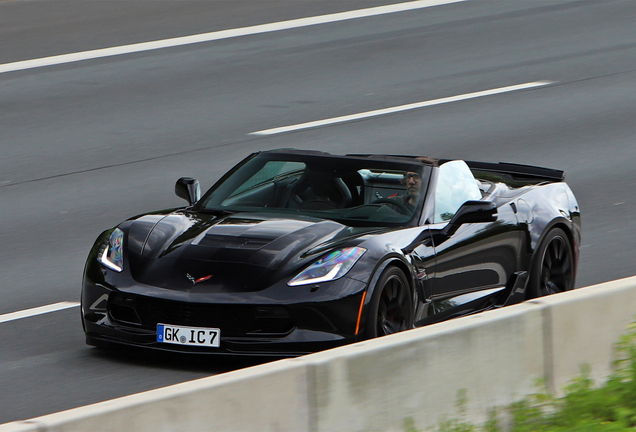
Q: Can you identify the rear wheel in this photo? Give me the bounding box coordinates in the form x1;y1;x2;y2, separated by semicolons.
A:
528;228;574;298
364;266;413;338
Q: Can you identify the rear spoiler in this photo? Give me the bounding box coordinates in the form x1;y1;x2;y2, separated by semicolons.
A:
461;161;565;182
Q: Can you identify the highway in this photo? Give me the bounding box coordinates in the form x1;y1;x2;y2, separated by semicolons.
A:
1;0;635;424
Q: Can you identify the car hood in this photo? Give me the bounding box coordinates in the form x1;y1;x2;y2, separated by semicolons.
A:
124;210;367;293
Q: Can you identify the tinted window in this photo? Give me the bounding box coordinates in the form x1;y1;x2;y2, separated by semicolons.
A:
230;161;306;197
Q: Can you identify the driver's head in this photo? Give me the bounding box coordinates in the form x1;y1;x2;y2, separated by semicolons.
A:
403;171;421;201
402;156;435;204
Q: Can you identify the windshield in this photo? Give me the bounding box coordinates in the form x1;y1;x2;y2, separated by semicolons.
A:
196;152;431;227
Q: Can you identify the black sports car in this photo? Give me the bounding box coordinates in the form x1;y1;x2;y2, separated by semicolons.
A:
81;150;581;356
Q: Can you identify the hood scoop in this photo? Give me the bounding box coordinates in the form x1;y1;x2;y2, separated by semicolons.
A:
197;234;273;250
192;215;317;251
185;214;347;270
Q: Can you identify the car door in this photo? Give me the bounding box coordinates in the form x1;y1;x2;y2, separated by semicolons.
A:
425;161;521;318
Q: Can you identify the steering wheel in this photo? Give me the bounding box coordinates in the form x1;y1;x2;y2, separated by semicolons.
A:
370;198;411;215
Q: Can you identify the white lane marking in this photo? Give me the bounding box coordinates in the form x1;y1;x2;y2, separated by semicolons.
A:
250;81;555;135
0;302;80;324
0;0;466;75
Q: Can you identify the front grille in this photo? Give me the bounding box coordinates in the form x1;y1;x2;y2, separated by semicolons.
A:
108;292;294;337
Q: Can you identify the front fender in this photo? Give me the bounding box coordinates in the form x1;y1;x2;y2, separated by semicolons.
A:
356;255;416;337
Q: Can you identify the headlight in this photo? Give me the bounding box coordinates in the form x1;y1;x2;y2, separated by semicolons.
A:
98;228;124;272
288;247;366;286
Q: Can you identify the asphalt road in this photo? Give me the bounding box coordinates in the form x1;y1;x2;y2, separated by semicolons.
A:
1;0;635;424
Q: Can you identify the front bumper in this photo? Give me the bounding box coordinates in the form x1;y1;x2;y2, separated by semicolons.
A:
81;276;367;356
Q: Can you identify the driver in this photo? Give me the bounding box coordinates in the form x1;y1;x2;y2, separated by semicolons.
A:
385;170;421;214
397;156;435;211
385;157;433;214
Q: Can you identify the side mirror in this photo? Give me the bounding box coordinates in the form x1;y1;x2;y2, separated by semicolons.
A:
175;177;201;205
442;201;497;236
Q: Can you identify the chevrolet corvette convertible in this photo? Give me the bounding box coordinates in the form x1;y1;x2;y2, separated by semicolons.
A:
81;149;581;356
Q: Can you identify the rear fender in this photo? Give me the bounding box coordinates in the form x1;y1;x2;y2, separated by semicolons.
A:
516;183;580;259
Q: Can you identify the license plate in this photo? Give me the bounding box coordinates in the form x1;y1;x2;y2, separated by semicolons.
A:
157;323;220;347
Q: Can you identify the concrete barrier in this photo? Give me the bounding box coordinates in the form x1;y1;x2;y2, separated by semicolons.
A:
303;302;545;431
534;277;636;395
2;276;636;432
2;359;312;432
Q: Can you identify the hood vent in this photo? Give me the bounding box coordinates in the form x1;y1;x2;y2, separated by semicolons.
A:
198;234;275;250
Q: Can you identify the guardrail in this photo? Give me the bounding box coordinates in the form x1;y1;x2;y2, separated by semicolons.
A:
3;276;636;432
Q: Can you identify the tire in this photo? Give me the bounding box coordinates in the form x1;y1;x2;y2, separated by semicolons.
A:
363;266;413;338
528;227;575;298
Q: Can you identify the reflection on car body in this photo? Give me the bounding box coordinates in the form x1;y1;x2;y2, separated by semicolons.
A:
81;149;581;356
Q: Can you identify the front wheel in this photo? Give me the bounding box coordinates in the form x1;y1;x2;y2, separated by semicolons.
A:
364;266;413;338
528;228;575;298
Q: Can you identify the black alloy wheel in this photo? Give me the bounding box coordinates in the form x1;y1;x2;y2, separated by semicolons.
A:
364;266;413;338
529;228;574;298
